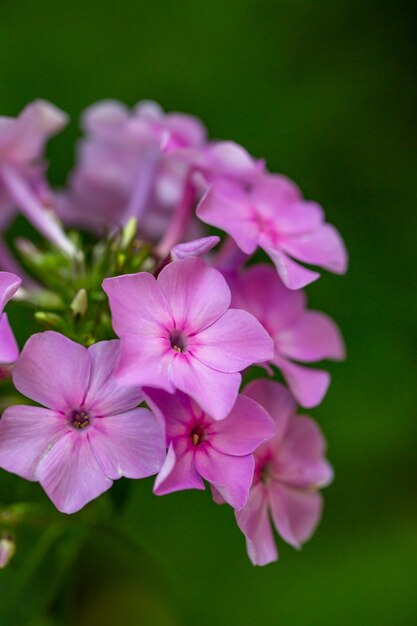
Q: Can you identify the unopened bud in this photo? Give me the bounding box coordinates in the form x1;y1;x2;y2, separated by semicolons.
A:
70;288;88;320
0;534;15;569
121;217;138;250
34;311;64;328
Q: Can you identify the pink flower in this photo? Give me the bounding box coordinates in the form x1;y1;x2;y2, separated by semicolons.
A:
103;257;273;420
197;173;348;289
0;100;76;258
0;271;21;364
144;387;275;509
59;100;206;241
235;379;333;566
0;332;165;514
228;264;345;407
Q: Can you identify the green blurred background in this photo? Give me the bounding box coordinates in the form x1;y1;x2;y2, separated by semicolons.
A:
0;1;416;624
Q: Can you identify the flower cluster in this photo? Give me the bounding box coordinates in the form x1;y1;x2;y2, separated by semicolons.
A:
0;99;347;566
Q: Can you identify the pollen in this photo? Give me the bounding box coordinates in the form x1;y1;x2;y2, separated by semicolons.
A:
70;410;91;429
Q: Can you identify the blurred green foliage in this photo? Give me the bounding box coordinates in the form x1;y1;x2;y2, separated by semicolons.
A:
0;1;416;624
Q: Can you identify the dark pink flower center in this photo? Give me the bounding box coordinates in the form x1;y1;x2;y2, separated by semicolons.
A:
70;410;91;430
169;329;188;353
190;423;206;446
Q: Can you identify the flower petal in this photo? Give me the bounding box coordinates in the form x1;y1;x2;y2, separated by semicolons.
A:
170;354;241;420
243;379;297;444
84;340;143;415
269;483;323;549
0;405;69;480
89;408;165;480
0;271;21;313
37;431;112;514
265;248;320;290
0;314;19;363
195;446;254;510
235;483;278;566
143;387;194;442
12;331;91;411
192;309;273;372
171;235;220;261
103;272;172;337
115;334;175;392
210;395;275;456
154;440;204;495
274;356;330;409
281;223;348;275
157;257;231;333
278;311;345;363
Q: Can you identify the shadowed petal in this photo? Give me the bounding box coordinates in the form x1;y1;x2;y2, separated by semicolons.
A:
154;441;204;495
12;331;91;411
0;314;19;363
269;483;323;549
243;379;297;444
277;311;345;362
274;356;330;408
266;248;320;290
143;387;194;442
235;484;278;566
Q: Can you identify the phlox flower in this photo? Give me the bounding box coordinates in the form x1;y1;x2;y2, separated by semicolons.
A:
0;332;165;514
59;100;206;241
235;379;333;566
0;271;21;364
144;387;275;510
197;173;347;289
103;257;273;420
228;264;345;407
0;100;76;260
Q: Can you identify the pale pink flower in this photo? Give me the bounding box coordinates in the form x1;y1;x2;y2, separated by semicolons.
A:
144;387;275;510
0;100;76;258
228;264;345;407
0;332;165;514
235;379;333;566
103;257;273;420
0;271;21;364
197;173;348;289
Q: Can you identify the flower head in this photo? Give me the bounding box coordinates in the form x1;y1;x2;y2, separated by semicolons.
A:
235;379;333;566
228;264;345;407
144;387;275;510
103;257;273;420
197;173;348;289
0;271;21;364
0;332;165;514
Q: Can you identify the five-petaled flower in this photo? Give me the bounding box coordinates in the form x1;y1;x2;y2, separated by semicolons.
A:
235;379;333;566
103;257;273;420
144;387;275;510
197;173;348;289
0;331;166;514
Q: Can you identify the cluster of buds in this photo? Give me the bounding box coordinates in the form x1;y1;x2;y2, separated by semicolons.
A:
0;100;347;566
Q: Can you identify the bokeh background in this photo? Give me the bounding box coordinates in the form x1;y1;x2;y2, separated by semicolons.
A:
0;1;416;624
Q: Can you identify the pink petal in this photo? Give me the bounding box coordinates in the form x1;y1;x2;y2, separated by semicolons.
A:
269;483;323;549
84;340;143;415
116;334;175;392
170;354;241;420
235;484;278;566
12;331;91;412
0;405;69;480
154;440;204;495
195;446;254;510
197;182;258;254
0;271;21;313
0;314;19;363
210;395;275;456
229;264;306;333
103;272;172;337
277;416;333;488
274;356;330;408
278;311;345;363
281;223;348;275
266;248;321;290
157;257;231;333
89;408;165;480
143;387;194;442
192;309;273;373
171;235;220;261
37;432;112;514
243;379;297;444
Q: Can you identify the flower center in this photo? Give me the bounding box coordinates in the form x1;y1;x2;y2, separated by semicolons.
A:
190;424;206;446
70;410;91;430
259;462;272;485
169;330;187;353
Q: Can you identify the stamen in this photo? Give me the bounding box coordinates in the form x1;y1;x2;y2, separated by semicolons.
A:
169;330;187;353
70;410;91;430
190;425;205;446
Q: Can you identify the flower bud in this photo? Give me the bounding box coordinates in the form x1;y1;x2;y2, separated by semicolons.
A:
0;534;15;569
